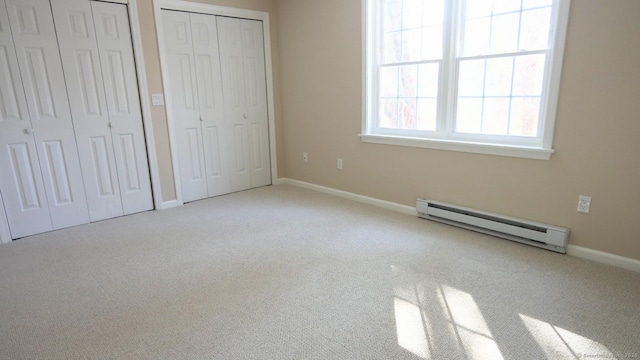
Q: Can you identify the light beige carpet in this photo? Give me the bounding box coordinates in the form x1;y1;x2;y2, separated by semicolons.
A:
0;184;638;360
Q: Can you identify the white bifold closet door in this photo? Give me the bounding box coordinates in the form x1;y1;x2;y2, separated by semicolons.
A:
162;11;271;203
0;0;54;237
0;0;90;238
217;17;271;192
162;10;230;203
52;0;152;221
0;0;152;239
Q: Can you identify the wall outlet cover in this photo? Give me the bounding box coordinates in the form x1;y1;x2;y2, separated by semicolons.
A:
577;195;591;213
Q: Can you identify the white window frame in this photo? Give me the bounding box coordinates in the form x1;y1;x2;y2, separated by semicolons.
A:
361;0;571;160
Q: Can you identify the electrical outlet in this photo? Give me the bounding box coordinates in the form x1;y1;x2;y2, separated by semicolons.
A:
337;158;343;170
577;195;591;213
303;152;308;163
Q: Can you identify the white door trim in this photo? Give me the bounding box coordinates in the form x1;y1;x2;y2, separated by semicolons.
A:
153;0;278;206
126;0;165;210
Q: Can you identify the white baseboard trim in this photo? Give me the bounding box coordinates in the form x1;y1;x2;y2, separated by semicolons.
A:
567;245;640;273
278;178;640;273
160;200;179;210
278;178;416;216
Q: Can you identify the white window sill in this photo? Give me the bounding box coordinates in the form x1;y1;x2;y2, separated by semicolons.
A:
359;134;554;160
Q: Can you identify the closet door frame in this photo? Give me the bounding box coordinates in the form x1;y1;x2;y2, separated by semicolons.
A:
153;0;278;207
0;0;163;245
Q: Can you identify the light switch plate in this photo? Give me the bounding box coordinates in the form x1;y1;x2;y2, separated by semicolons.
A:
151;93;165;106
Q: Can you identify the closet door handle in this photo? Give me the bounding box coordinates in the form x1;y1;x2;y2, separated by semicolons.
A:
108;123;114;128
24;128;34;134
200;117;204;122
243;114;248;119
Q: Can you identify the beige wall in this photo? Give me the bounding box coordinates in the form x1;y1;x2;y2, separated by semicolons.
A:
276;0;640;260
136;0;284;202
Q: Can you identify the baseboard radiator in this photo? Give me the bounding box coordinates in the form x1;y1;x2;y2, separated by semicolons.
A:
416;199;569;254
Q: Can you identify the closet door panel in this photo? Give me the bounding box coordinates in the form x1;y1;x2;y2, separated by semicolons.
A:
0;0;52;238
6;0;89;230
240;19;270;188
190;13;230;197
217;16;251;192
51;0;123;221
162;10;207;203
92;1;153;215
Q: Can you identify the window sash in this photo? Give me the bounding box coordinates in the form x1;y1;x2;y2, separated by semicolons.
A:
451;49;550;145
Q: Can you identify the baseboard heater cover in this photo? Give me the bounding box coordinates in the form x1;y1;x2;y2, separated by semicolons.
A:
416;199;569;254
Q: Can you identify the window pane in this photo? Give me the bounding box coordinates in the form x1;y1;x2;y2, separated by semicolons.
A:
380;99;399;128
424;0;444;26
383;32;402;63
456;53;545;136
384;0;403;32
456;98;483;133
403;0;423;29
464;2;548;57
417;98;437;130
421;26;442;60
490;13;520;54
484;57;514;96
466;1;492;19
463;17;490;56
380;66;399;97
399;65;418;97
402;28;422;61
509;97;540;136
512;54;546;96
519;7;551;51
458;59;485;97
399;98;418;129
482;98;510;135
418;63;439;97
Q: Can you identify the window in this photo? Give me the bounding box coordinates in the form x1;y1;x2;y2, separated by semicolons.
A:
362;0;570;160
